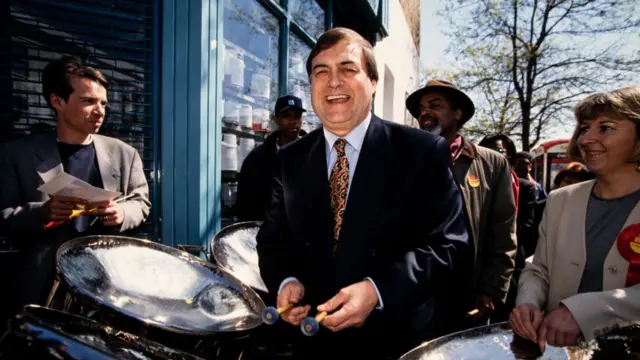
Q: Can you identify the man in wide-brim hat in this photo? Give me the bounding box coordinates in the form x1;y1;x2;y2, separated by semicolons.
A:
405;79;475;139
406;80;518;329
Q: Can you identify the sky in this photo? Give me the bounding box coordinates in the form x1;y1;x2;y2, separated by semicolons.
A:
419;0;581;142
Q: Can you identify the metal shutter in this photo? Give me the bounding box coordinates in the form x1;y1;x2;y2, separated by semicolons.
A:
0;0;159;239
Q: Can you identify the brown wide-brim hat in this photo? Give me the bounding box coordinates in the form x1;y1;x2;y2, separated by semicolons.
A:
405;79;475;127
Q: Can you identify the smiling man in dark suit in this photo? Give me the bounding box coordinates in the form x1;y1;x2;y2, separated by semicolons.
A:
256;27;470;359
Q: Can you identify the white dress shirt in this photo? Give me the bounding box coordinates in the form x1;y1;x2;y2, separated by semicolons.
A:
278;113;384;310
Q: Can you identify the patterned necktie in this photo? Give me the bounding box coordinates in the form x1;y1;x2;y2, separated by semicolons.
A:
329;138;349;253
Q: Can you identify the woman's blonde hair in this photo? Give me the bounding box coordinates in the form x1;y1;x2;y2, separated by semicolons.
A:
568;87;640;162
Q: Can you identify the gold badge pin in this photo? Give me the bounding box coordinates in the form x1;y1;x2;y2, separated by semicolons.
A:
631;235;640;254
467;175;480;188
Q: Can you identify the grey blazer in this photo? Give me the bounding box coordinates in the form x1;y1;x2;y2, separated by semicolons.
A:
0;131;151;308
0;132;150;239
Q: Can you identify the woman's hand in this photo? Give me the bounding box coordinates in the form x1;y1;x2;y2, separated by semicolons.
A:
509;303;544;341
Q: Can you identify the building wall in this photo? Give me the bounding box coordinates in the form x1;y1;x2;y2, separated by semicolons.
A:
400;0;420;50
373;0;420;126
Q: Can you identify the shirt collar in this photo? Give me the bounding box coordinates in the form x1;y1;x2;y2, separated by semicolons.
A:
323;112;372;153
56;134;94;145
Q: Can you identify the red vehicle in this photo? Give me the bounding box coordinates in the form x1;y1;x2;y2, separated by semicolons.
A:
530;139;572;193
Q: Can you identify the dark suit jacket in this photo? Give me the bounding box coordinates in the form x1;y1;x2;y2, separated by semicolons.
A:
236;130;306;221
516;177;537;265
256;115;470;359
492;177;537;322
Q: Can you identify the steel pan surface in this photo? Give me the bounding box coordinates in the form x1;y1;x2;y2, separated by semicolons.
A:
211;221;268;293
2;305;206;360
56;235;265;335
399;322;640;360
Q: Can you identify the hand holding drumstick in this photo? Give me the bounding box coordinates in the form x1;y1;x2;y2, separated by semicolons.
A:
315;280;378;332
276;280;310;326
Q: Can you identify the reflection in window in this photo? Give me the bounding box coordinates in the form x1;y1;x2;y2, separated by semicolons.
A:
288;33;320;131
222;0;279;134
289;0;325;39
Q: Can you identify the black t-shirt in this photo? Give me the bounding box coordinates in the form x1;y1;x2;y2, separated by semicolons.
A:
57;141;104;233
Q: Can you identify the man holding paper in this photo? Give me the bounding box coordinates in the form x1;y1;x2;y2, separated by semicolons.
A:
0;56;150;308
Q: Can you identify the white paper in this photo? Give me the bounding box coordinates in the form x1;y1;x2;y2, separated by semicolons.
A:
38;172;121;203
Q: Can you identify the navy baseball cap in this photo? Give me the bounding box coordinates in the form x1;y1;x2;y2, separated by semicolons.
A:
275;95;306;115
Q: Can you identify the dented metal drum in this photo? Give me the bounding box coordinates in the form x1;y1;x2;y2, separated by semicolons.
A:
45;235;265;357
210;221;268;294
0;305;205;360
399;322;640;360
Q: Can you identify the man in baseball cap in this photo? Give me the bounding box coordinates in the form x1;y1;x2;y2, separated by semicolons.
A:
236;95;307;221
273;94;307;146
406;80;517;329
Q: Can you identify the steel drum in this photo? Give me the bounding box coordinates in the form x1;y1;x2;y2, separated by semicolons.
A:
210;221;268;293
0;305;205;360
399;322;640;360
45;235;266;358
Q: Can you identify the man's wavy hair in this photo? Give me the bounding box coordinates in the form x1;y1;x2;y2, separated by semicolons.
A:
305;27;379;82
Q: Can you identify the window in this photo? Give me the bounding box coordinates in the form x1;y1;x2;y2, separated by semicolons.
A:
289;0;325;39
288;33;320;131
220;0;280;223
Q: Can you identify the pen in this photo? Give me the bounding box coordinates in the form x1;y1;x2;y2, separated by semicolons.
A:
45;193;137;230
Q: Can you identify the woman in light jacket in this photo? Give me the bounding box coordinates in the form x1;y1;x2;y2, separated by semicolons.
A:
510;87;640;350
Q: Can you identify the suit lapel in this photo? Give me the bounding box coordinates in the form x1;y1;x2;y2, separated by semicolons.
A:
570;181;595;272
337;115;392;255
35;132;63;185
301;131;334;253
93;135;120;192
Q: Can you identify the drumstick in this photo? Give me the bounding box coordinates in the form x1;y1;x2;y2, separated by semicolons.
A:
314;311;328;322
467;309;479;317
300;311;328;337
45;194;136;230
261;303;295;325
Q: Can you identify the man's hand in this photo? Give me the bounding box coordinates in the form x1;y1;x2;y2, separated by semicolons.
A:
43;196;86;222
509;303;544;342
88;200;125;226
277;280;310;326
537;304;581;351
473;293;495;319
317;280;378;332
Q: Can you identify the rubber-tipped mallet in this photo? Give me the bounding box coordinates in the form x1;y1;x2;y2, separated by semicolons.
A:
261;303;295;325
300;311;328;336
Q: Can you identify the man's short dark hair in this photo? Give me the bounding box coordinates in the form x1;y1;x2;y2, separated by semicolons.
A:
516;151;533;162
306;27;379;82
478;133;518;167
42;56;109;110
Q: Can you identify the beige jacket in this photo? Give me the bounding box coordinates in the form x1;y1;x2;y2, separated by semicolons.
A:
516;180;640;340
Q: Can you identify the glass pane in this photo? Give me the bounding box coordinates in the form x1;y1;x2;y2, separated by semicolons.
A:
289;0;325;39
221;0;280;220
222;0;279;135
288;33;321;132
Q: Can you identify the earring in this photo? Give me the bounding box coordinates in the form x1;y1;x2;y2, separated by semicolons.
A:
636;160;640;172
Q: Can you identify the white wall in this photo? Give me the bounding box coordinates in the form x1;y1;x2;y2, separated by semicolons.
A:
373;0;420;126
